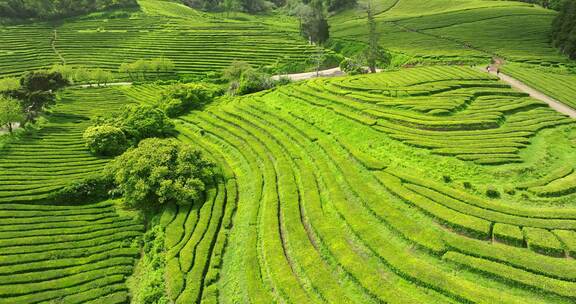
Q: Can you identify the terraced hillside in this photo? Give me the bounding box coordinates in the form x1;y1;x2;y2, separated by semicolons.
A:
332;0;564;64
331;0;576;134
0;85;144;303
0;0;317;78
0;87;134;203
0;200;143;304
502;63;576;110
172;66;576;303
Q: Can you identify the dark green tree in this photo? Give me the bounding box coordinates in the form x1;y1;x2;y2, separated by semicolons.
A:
552;0;576;59
366;0;378;73
302;0;329;44
105;138;214;210
5;71;69;124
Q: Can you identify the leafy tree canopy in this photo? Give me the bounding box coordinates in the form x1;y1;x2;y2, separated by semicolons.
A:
95;104;175;144
158;82;223;117
552;0;576;59
105;138;214;209
0;95;23;133
83;125;128;156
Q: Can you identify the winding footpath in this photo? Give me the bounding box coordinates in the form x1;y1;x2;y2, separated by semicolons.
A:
486;69;576;119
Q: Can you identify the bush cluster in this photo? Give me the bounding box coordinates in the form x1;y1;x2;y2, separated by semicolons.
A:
83;104;175;157
552;0;576;59
105;138;214;210
158;82;223;117
223;61;291;95
83;125;128;156
340;58;366;75
49;175;113;204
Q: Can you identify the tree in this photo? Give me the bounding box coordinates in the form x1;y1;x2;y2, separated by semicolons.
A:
5;71;68;124
552;0;576;59
366;0;378;73
20;71;68;92
120;59;174;81
292;3;314;35
222;0;241;17
222;61;254;82
95;104;175;144
301;0;329;44
50;64;76;83
83;125;128;156
326;0;356;12
119;62;135;81
92;68;113;86
105;138;214;210
134;59;151;80
0;95;23;133
311;46;326;77
158;82;223;117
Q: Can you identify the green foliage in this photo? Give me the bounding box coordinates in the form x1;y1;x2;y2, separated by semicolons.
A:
158;82;223;117
0;95;23;133
4;71;68;125
105;138;214;210
20;70;68;92
237;70;276;95
222;61;254;82
95;104;175;144
339;57;365;75
83;125;129;156
301;0;330;44
48;175;113;204
0;0;138;20
326;0;357;12
130;223;169;304
119;58;176;81
0;77;20;92
222;61;277;95
552;0;576;59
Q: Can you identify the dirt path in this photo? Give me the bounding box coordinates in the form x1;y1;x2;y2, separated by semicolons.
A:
271;67;344;81
75;82;133;89
76;67;349;89
51;29;66;65
486;69;576;119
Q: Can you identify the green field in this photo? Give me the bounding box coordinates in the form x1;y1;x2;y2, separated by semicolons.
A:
172;66;576;303
0;0;317;78
1;0;576;303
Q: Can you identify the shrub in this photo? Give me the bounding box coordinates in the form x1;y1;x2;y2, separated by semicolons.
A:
237;70;275;95
105;138;214;210
83;125;128;156
49;175;113;204
442;175;452;183
340;58;365;75
463;181;472;189
158;83;222;117
222;61;254;82
485;186;500;198
95;105;175;144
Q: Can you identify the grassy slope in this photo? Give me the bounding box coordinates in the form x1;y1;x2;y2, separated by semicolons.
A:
178;66;576;304
0;0;315;79
0;86;143;303
331;0;576;119
0;1;575;303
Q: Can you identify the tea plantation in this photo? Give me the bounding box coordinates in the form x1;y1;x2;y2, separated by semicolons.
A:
0;0;318;78
0;0;575;303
